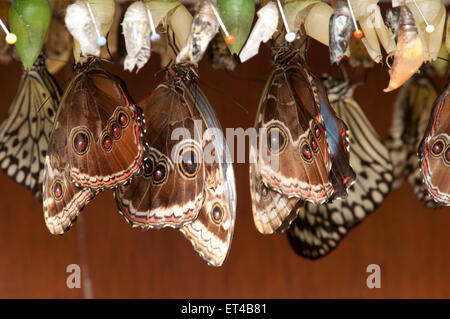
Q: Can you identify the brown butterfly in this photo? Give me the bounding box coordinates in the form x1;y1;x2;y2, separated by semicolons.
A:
418;82;450;206
254;48;332;205
250;44;355;234
43;58;146;235
253;45;355;205
115;66;206;229
115;63;236;266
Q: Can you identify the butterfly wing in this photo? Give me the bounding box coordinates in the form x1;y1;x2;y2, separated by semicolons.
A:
288;76;394;259
418;83;450;206
180;79;236;267
43;156;96;235
49;62;145;190
256;59;333;205
115;81;205;229
0;55;60;200
249;140;298;234
315;75;356;200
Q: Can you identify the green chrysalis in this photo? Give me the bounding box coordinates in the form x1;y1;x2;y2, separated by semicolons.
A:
217;0;255;55
9;0;51;70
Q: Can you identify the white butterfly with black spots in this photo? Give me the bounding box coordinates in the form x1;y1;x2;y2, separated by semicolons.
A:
0;54;60;201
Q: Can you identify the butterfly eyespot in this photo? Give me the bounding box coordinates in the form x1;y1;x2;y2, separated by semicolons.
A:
143;156;156;178
267;125;287;154
110;122;122;139
300;142;313;162
314;125;321;140
52;180;64;201
178;146;200;179
431;139;445;157
309;133;319;153
210;203;224;224
153;161;168;185
101;134;113;152
72;129;90;156
117;110;130;128
259;183;270;199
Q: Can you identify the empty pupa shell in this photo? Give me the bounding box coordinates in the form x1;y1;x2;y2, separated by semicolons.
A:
350;0;396;63
239;1;278;63
176;0;220;64
408;0;445;62
122;1;151;72
284;0;333;47
447;14;450;54
65;0;115;62
384;4;424;93
329;0;353;64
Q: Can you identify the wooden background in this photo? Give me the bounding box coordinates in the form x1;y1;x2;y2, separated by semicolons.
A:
0;37;449;299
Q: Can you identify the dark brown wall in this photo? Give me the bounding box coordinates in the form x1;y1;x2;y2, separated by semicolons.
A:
0;40;448;299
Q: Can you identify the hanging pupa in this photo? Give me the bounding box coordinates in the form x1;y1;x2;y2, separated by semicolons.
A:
384;2;424;93
122;0;192;72
328;0;353;64
122;1;151;72
349;0;396;63
408;0;445;62
446;8;450;54
217;0;255;54
176;0;220;64
8;0;51;70
284;0;333;47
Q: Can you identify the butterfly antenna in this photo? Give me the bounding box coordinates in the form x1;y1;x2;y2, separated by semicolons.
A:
353;67;370;89
437;56;450;63
36;95;51;115
99;57;114;64
339;64;349;82
154;59;173;77
105;32;114;60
